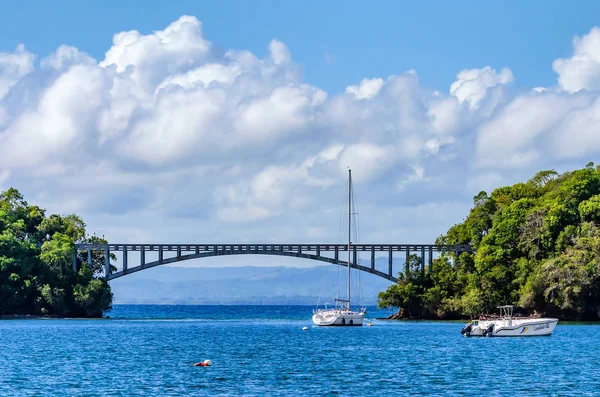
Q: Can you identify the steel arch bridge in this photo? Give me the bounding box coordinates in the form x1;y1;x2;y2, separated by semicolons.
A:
74;243;473;283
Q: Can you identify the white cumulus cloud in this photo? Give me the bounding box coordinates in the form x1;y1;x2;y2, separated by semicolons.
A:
450;66;513;109
0;44;35;100
346;78;384;100
553;27;600;93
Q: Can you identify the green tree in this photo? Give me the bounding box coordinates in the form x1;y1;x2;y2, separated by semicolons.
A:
579;195;600;224
40;232;76;284
0;188;113;317
378;254;428;318
73;279;113;317
77;235;117;276
378;162;600;320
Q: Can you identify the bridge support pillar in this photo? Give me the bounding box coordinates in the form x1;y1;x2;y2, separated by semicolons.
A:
73;249;78;271
159;246;163;262
371;247;375;270
388;246;393;278
87;248;92;266
140;248;145;268
428;246;433;273
123;248;128;272
353;245;357;265
421;246;425;275
405;248;410;276
316;246;320;257
104;246;110;278
334;246;338;261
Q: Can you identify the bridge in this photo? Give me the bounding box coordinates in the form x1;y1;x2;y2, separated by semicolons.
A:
74;243;472;283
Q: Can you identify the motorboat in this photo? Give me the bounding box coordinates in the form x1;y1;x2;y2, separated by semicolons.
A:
312;169;366;327
460;305;558;337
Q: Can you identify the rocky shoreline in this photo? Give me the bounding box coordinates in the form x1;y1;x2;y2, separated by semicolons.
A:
0;314;106;320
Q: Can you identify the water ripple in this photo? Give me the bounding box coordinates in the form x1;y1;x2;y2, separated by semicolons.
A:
0;306;598;396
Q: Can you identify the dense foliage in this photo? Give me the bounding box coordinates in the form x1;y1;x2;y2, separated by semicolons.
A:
378;163;600;320
0;188;112;317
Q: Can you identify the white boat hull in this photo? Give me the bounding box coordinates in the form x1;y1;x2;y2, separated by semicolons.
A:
464;318;558;337
312;309;365;326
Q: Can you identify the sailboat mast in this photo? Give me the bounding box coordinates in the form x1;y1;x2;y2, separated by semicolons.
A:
348;169;352;309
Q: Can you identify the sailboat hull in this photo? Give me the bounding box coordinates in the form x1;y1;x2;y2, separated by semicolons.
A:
312;310;365;326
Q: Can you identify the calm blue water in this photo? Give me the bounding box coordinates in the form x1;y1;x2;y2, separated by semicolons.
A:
1;305;599;396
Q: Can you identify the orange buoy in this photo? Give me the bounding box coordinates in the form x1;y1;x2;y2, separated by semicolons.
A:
194;359;212;367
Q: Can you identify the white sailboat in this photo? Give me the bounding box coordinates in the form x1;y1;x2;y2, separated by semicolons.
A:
312;169;366;326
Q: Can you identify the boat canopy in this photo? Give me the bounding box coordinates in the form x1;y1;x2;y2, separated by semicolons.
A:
497;305;514;318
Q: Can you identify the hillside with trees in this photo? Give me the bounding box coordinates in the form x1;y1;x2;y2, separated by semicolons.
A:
0;188;112;317
378;163;600;320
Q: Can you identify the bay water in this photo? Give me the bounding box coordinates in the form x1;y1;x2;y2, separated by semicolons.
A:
1;305;598;396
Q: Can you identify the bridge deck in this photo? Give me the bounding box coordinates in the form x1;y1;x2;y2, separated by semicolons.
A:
75;243;472;252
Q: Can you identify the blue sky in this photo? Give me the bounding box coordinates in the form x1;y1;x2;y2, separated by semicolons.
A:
1;0;599;94
1;2;600;271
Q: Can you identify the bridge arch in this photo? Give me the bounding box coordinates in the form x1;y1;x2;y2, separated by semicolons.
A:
108;250;396;282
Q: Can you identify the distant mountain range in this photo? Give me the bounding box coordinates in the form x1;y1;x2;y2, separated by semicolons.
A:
110;265;395;305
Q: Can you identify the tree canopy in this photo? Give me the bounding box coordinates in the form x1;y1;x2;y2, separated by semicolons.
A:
0;188;112;317
378;163;600;320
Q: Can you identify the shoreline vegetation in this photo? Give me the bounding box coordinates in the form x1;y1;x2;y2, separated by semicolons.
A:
0;314;110;319
0;188;112;318
378;162;600;321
